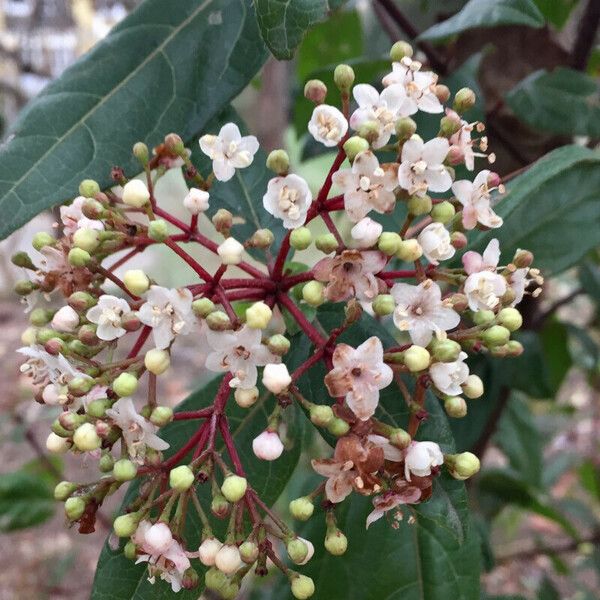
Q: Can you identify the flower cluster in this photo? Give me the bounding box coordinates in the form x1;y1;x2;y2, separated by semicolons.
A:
14;40;541;599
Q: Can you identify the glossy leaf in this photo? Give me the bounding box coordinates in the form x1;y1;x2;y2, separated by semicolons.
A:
506;68;600;136
253;0;346;60
0;0;267;240
533;0;579;28
419;0;545;41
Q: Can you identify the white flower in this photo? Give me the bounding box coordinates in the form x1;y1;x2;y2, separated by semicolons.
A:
18;345;85;386
183;188;210;215
349;83;408;148
215;544;242;575
452;170;503;230
262;174;312;229
508;267;530;306
205;325;278;389
262;363;291;394
418;222;455;265
404;440;444;480
217;237;244;265
133;521;190;593
252;430;284;461
106;397;169;461
308;104;348;147
367;434;404;462
324;337;393;421
198;538;223;567
137;286;193;350
35;246;67;274
382;58;443;114
462;239;507;311
350;217;383;248
398;137;452;196
199;122;259;182
332;151;398;222
391;279;460;346
429;352;469;396
86;294;131;341
60;196;104;234
122;179;150;208
51;305;79;332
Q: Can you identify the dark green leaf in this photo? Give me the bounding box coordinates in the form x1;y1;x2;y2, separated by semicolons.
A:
419;0;545;41
579;460;600;501
0;470;55;531
253;0;347;60
533;0;580;29
0;0;267;240
506;68;600;136
579;261;600;300
464;145;600;275
537;577;560;600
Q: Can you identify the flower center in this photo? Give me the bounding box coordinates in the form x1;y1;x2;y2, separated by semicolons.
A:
411;159;428;175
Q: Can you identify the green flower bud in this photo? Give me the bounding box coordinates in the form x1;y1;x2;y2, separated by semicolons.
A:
68;291;97;312
249;228;274;249
54;481;77;501
192;297;215;317
169;464;195;491
357;120;381;144
435;84;451;103
267;334;290;356
304;79;327;104
430;200;456;224
325;528;348;555
472;309;495;326
408;194;433;216
164;132;185;154
327;417;350;437
79;179;100;198
462;374;484;399
82;198;104;219
430;339;462;362
302;281;325;307
445;452;480;480
14;280;35;296
51;419;71;438
287;538;309;564
513;249;533;268
403;345;431;372
333;64;355;92
21;326;38;346
378;232;402;256
65;496;86;520
73;423;101;451
211;493;231;519
234;386;259;408
29;308;53;326
372;294;395;316
221;474;247;503
290;574;315;599
482;325;510;347
114;458;138;482
32;231;56;251
11;251;35;269
396;239;423;262
148;219;169;242
444;396;467;418
113;512;140;537
310;404;334;427
58;411;86;431
315;233;338;254
239;540;259;564
144;348;170;375
212;208;233;235
124;541;137;560
343;136;370;162
87;398;111;418
68;247;91;267
496;307;522;331
290;226;312;250
67;376;94;398
205;310;232;331
439;115;462;137
507;340;524;356
289;496;315;521
395;116;417;140
390;40;413;62
99;453;115;472
453;87;476;113
133;141;149;165
390;428;411;449
73;228;100;252
150;406;174;427
245;301;272;329
205;567;228;592
123;269;150;296
266;149;290;175
113;372;138;397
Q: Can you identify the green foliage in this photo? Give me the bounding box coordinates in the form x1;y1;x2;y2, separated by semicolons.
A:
0;0;267;240
0;469;55;531
533;0;580;29
506;68;600;136
419;0;545;42
253;0;347;60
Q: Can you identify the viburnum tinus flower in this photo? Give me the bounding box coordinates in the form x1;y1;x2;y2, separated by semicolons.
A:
86;294;131;341
60;196;104;234
398;137;452;196
308;104;348;147
366;486;422;528
404;441;444;480
429;352;470;396
463;239;507;311
324;336;393;420
350;217;383;248
418;222;455;265
262;174;312;228
332;151;398;222
452;170;503;230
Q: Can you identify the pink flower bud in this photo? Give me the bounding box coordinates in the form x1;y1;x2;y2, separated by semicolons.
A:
252;430;284;461
144;522;173;555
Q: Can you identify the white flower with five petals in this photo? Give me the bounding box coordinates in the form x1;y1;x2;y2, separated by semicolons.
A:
86;294;131;341
462;239;507;311
308;104;348;147
398;137;452;196
404;440;444;480
452;170;503;230
262;174;312;229
418;222;455;265
429;352;469;396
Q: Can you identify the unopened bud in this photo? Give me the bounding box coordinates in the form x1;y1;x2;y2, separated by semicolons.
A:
325;528;348;555
51;305;80;332
46;432;70;454
310;404;334;427
217;237;244;265
304;79;327;104
249;228;274;249
372;294;395;316
239;540;259;564
215;544;242;575
32;231;56;251
246;301;272;329
123;269;150;296
148;219;168;242
87;398;111;418
450;231;467;249
122;179;150;207
183;188;210;215
68;376;94;397
315;233;338;254
390;40;413;62
164;132;184;154
444;396;467;418
113;458;137;481
205;567;228;592
133;141;149;164
73;228;100;252
29;308;53;326
99;453;114;472
68;247;91;267
253;430;284;460
513;249;534;268
462;374;484;399
473;309;495;326
205;310;232;331
302;281;325;307
11;251;35;269
211;493;231;519
68;291;96;312
453;87;476;113
343;136;370;161
395;117;417;140
170;465;195;491
290;226;312;250
79;179;100;198
290;496;314;521
212;208;233;235
403;345;431;371
113;372;138;397
439;115;462;138
390;428;411;449
199;537;223;567
378;232;402;256
113;512;141;537
507;340;524;356
267;334;290;356
150;406;173;426
434;84;451;103
290;573;315;599
262;363;291;394
192;298;215;317
482;325;510;347
358;120;381;143
54;481;77;501
333;64;355;92
287;537;309;564
65;496;86;520
431;200;455;224
266;149;290;175
144;348;170;375
396;239;423;261
44;336;65;355
221;474;247;502
328;417;350;437
82;198;104;219
21;327;38;346
14;279;35;296
445;451;480;480
234;386;259;408
408;194;432;216
497;307;522;331
431;339;461;362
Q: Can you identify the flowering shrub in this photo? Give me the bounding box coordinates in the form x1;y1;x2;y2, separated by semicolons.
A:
13;40;544;599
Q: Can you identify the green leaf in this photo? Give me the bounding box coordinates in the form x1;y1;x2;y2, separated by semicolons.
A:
253;0;346;60
537;577;561;600
533;0;580;29
0;0;267;240
464;145;600;275
419;0;545;41
506;68;600;136
580;261;600;300
0;469;55;531
93;335;311;599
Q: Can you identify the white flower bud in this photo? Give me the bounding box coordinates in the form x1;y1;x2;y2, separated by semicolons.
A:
46;432;70;454
245;301;272;329
72;422;101;452
215;544;242;575
122;179;150;207
123;269;150;295
183;188;210;215
217;237;244;265
262;363;291;394
403;345;430;372
73;228;100;252
221;474;248;502
51;305;79;332
462;374;484;399
199;537;223;567
252;430;284;461
351;217;383;249
144;348;170;375
144;522;174;555
234;386;259;408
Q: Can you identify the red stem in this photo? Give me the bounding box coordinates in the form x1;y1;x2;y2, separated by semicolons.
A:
126;326;152;359
379;270;418;280
163;237;212;281
164;420;210;467
277;293;325;346
173;408;214;421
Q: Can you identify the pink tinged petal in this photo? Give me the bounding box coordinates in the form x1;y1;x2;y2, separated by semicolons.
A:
462;251;484;274
451;179;474;206
482;238;501;268
332;169;358;192
346;385;380;421
218;122;242;144
360;250;387;274
212;159;236;182
473;169;490;188
345;190;370;222
462;205;479;230
366;507;386;529
353;83;379;108
313;257;335;282
418;92;443;113
422;137;450;165
325;475;354;503
400;138;424;164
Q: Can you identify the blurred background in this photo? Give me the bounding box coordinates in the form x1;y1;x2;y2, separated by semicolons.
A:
0;1;599;598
